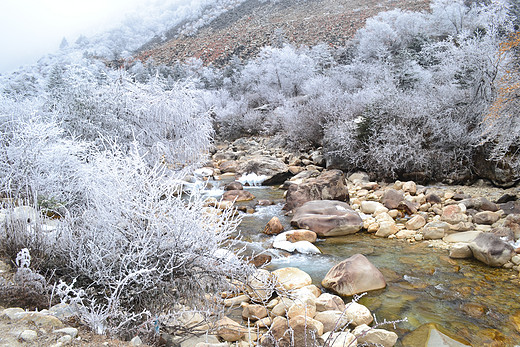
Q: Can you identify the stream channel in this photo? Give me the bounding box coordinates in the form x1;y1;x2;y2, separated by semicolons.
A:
201;175;520;346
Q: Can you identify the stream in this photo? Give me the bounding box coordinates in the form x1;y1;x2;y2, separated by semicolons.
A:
204;176;520;346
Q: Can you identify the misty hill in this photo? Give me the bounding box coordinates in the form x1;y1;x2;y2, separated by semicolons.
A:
138;0;430;66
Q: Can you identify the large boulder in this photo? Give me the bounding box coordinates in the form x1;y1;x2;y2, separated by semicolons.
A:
291;200;363;237
237;156;290;185
284;170;349;211
469;233;514;267
322;254;386;296
272;267;312;291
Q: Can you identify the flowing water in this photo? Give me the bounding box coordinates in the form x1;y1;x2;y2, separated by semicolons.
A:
205;178;520;346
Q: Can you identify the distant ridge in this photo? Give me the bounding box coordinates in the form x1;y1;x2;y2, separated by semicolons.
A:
138;0;430;66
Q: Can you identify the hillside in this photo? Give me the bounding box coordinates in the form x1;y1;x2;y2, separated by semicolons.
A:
139;0;430;66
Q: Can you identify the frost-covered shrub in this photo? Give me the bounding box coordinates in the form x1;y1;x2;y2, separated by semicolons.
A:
46;145;252;338
0;97;89;209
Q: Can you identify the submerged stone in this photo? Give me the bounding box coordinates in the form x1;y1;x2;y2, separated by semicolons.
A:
401;323;471;346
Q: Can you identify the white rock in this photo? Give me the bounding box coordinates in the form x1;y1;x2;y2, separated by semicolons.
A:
322;331;357;347
54;327;78;338
20;329;38;342
130;336;143;346
272;240;321;254
57;335;72;345
360;201;388;215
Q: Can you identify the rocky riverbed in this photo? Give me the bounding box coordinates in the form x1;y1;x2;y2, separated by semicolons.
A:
2;135;520;346
193;135;520;346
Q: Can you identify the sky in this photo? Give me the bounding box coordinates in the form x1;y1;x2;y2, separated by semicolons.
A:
0;0;147;73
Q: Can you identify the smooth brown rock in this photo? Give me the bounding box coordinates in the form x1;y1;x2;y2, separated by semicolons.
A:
287;301;316;319
423;221;451;240
265;316;291;347
322;254;386;296
263;216;284;235
242;304;268;321
473;211;501;225
405;215;426;230
402;181;417;195
449;243;473;259
291;200;363;237
315;293;346;312
382;189;404;210
246;269;274;303
222;190;255;202
344;301;373;326
219;160;239;173
286;229;317;243
224;181;243;191
217;317;247;342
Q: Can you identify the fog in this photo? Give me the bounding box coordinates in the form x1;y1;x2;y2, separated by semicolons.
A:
0;0;149;73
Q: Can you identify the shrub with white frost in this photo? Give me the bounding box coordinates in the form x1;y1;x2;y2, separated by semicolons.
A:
47;144;252;338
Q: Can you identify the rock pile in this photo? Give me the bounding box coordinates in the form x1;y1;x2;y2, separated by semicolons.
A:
214;266;398;347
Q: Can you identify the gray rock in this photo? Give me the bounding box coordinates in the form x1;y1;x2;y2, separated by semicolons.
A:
237;156;290;185
284;169;349;211
443;231;482;243
449;243;473;259
382;189;404;210
469;233;514;267
473;211;501;225
423;222;451;240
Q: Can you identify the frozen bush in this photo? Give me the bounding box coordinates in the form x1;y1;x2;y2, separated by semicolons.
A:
0;97;89;209
44;144;253;338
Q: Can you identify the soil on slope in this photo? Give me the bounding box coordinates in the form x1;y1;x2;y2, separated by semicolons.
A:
138;0;430;66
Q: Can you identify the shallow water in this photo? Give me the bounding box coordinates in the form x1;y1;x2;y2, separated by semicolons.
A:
207;179;520;346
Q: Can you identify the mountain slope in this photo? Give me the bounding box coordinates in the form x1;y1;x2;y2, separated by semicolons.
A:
139;0;430;66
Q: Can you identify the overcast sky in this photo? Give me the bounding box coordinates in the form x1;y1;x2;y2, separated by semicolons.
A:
0;0;148;73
